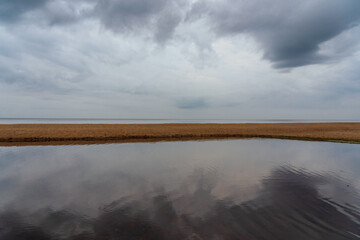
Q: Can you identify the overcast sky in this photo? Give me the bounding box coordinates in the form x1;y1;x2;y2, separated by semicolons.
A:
1;0;360;119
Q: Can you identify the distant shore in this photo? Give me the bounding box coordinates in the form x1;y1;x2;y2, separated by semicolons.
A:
1;123;360;146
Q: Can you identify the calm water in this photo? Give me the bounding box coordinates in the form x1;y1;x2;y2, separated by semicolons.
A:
0;118;359;124
0;139;359;239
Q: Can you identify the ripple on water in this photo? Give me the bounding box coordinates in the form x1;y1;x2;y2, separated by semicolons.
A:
0;139;359;239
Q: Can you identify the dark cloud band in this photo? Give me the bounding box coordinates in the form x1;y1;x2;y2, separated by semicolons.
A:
1;0;360;69
0;0;47;22
188;0;360;68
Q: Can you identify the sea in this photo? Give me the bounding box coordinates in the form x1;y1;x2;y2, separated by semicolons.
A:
0;118;358;124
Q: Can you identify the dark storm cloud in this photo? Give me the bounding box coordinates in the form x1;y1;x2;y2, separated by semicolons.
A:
93;0;184;43
1;0;360;69
0;0;94;26
0;0;185;43
154;12;182;43
0;0;47;22
188;0;360;68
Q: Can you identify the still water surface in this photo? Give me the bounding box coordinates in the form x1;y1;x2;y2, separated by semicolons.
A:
0;139;359;239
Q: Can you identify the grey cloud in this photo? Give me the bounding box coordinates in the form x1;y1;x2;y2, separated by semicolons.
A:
188;0;360;69
93;0;184;43
93;0;167;31
0;53;90;94
0;0;186;44
0;0;94;26
176;98;207;109
1;0;360;70
0;66;78;94
42;0;94;26
154;12;182;43
0;0;47;22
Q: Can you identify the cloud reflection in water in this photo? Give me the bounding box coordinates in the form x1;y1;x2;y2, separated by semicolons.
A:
0;140;359;239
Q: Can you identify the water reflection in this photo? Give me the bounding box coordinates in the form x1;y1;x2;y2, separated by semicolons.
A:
0;140;359;239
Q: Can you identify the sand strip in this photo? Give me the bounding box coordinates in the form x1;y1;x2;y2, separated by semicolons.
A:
1;123;360;146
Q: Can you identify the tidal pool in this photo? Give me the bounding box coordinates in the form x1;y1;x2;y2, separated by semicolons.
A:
0;139;359;239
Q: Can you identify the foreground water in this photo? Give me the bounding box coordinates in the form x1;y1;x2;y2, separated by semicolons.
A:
0;140;359;239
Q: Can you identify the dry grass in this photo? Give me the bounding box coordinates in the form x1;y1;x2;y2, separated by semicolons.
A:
1;123;360;146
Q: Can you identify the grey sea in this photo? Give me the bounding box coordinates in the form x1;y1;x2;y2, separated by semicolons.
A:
0;118;359;124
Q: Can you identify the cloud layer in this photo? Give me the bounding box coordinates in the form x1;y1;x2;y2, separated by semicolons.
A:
0;0;360;118
0;0;47;22
189;0;360;68
2;0;359;68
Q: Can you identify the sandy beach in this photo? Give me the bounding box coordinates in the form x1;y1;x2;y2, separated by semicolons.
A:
0;123;359;146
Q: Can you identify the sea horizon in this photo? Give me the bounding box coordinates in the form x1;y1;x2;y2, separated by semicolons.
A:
0;118;359;124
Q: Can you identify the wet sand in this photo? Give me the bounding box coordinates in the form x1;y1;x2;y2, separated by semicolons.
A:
1;123;360;146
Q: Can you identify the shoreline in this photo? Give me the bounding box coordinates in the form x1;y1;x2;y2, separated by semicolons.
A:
1;123;360;146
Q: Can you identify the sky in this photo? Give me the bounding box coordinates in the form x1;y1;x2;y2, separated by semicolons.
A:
0;0;360;119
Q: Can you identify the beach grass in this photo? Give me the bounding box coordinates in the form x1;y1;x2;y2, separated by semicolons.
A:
0;123;360;146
